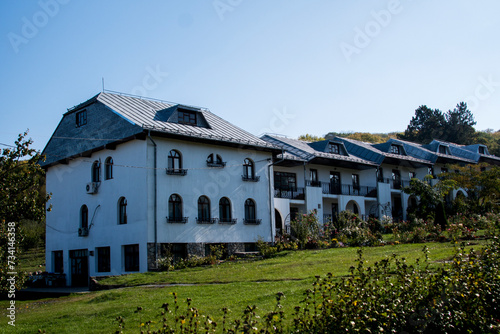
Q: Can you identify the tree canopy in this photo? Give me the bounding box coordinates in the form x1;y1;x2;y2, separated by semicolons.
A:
398;102;476;145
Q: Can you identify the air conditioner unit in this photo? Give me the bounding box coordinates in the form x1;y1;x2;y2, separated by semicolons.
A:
86;182;98;194
78;227;89;237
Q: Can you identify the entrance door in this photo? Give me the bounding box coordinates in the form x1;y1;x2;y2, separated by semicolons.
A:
329;172;341;194
70;249;89;287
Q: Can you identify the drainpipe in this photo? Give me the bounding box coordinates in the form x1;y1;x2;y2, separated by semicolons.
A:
268;149;286;242
147;132;158;268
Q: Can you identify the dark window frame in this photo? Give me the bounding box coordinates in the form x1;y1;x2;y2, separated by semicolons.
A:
243;158;254;178
76;110;87;127
274;171;297;190
328;143;340;154
168;150;182;170
178;109;197;126
390;145;401;155
244;198;256;221
352;174;360;190
219;197;232;222
91;160;100;182
105;157;113;180
124;244;139;272
168;194;183;222
97;246;111;272
53;250;63;273
198;196;211;221
81;205;88;229
118;197;127;225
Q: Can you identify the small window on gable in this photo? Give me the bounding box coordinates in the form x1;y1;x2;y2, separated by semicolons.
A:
178;109;197;126
328;143;340;154
76;110;87;127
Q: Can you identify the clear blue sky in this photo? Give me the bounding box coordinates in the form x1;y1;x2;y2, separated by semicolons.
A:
1;0;499;152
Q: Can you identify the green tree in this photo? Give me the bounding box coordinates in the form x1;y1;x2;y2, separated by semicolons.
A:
443;102;476;144
403;176;457;228
298;133;325;142
442;163;500;213
398;105;446;144
1;131;49;293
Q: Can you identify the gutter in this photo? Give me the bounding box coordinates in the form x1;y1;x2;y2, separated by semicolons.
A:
147;131;158;268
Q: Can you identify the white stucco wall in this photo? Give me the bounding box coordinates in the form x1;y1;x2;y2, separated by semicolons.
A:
45;140;149;284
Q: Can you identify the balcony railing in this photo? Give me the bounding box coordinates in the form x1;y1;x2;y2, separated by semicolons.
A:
243;219;262;225
306;180;322;187
219;218;237;225
274;187;305;200
196;218;218;224
241;175;260;182
379;178;411;190
166;216;188;224
166;168;188;176
321;182;376;197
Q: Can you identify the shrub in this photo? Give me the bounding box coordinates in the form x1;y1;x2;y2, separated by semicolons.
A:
290;211;321;249
256;237;278;258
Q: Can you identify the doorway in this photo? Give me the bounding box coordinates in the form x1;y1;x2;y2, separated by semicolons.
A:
69;249;89;287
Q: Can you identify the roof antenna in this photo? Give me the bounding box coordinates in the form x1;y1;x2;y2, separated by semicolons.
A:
102;77;105;92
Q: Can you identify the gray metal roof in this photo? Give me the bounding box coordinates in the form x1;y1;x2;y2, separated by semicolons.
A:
96;92;277;149
261;134;377;168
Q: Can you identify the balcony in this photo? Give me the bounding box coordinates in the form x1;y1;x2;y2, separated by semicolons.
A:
166;168;188;176
321;182;377;197
243;219;262;225
196;218;218;224
379;178;411;190
242;175;260;182
166;216;188;224
274;187;305;200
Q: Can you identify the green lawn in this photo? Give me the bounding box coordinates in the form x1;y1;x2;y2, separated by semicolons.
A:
0;240;488;334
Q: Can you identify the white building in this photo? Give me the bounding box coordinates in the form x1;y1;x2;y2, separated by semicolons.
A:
42;92;500;287
41;92;279;286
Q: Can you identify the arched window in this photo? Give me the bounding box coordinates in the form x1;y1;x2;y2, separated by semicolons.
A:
168;150;182;170
197;196;211;223
219;197;232;223
168;194;183;222
243;158;254;179
80;205;88;228
118;197;127;225
91;160;100;182
207;154;225;167
105;157;113;180
244;199;256;223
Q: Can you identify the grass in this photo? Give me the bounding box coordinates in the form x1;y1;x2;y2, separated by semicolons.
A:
17;246;45;274
0;240;489;333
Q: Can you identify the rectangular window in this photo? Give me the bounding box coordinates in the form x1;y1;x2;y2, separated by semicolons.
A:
409;171;416;179
178;110;197;125
124;244;139;272
309;169;318;186
352;174;360;190
328;143;340;154
479;146;486;154
76;110;87;127
97;247;111;272
438;145;448;154
53;250;63;273
274;171;297;190
390;145;400;155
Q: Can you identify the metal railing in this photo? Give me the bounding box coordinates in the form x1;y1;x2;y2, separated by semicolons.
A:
241;175;260;182
274;187;305;200
166;168;188;176
321;182;376;197
379;178;411;190
219;218;237;225
196;218;218;224
243;219;262;225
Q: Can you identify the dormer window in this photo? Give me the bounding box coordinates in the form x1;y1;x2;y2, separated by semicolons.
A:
328;143;340;154
479;146;486;154
438;145;449;155
390;144;401;155
178;109;197;126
